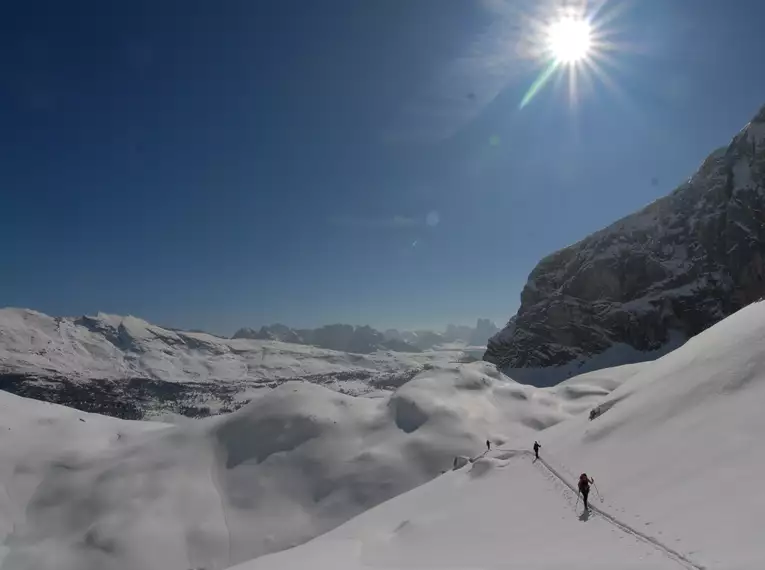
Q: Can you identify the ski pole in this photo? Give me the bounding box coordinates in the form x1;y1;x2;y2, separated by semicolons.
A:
575;492;580;509
593;481;603;502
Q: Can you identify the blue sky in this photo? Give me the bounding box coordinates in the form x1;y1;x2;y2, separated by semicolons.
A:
2;0;765;335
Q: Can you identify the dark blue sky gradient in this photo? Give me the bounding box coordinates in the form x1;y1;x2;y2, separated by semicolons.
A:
3;0;765;334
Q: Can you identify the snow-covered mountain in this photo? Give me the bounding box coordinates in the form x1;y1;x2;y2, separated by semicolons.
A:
3;299;765;569
0;308;464;418
486;104;765;385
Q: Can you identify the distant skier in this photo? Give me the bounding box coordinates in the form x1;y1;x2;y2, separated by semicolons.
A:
486;440;491;452
533;441;541;460
578;473;595;511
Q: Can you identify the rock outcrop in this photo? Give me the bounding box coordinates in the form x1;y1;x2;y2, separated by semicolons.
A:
486;104;765;384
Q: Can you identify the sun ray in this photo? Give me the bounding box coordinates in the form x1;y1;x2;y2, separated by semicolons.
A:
567;62;581;108
519;60;560;109
585;58;624;97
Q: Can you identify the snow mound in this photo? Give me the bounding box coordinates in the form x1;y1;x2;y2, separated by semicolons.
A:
0;362;614;570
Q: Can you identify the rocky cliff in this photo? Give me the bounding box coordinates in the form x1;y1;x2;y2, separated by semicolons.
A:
485;104;765;385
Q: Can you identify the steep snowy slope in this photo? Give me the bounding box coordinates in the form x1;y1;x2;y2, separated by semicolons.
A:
238;301;765;570
0;308;461;418
543;299;765;568
487;103;765;385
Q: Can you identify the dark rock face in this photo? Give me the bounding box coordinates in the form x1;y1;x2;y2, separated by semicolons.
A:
486;105;765;383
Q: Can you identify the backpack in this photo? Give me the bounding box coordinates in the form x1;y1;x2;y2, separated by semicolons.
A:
578;474;590;492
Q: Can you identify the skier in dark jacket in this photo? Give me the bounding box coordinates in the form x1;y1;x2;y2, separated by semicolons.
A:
578;473;595;511
486;439;491;452
533;441;541;459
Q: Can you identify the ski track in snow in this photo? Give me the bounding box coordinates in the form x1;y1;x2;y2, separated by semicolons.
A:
501;449;708;570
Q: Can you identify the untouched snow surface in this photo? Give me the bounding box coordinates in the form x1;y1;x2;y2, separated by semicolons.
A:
2;301;765;569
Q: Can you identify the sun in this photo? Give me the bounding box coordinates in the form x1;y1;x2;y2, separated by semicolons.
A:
519;3;622;109
546;17;592;64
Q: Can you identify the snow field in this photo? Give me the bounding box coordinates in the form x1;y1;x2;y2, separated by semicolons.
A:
3;301;765;568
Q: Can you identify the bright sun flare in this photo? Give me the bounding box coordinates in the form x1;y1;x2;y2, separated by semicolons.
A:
547;17;592;64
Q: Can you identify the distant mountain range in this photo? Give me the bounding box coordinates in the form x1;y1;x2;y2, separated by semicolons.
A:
233;319;499;353
0;308;473;420
383;319;500;350
232;323;420;353
0;307;498;421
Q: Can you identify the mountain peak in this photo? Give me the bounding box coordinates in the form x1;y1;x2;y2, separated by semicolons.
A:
486;103;765;385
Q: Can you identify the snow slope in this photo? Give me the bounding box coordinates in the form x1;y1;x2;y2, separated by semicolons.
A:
233;454;681;570
0;361;615;570
3;301;765;569
235;301;765;570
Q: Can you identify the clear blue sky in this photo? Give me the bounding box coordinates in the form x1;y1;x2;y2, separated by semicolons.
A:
2;0;765;335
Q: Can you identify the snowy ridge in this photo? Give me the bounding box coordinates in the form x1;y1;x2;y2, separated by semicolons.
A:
0;307;466;417
0;308;441;383
486;103;765;385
